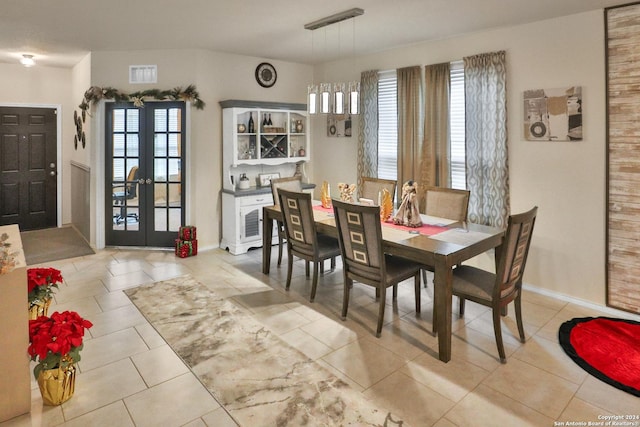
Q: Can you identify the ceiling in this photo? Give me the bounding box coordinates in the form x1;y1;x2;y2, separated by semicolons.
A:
0;0;631;68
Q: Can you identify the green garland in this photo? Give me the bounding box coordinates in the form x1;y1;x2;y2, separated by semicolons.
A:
79;84;205;116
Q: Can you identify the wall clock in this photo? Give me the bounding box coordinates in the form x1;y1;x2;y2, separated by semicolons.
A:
255;62;277;88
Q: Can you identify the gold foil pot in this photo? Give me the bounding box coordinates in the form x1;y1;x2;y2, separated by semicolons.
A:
320;181;332;208
29;297;52;320
37;360;76;406
379;188;393;222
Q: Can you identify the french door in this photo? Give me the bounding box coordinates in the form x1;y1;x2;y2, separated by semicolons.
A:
105;102;185;247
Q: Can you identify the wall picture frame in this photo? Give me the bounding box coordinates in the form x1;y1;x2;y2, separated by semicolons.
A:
259;172;280;187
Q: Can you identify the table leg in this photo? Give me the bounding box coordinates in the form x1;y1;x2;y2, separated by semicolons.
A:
434;256;453;362
262;207;272;275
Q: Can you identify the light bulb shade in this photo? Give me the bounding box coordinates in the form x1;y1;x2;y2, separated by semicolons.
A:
320;83;331;114
333;83;345;114
308;85;318;115
20;54;35;67
349;81;360;115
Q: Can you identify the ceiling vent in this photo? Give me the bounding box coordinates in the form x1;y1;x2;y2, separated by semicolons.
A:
129;65;157;84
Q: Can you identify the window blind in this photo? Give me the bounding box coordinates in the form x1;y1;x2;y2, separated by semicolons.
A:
450;60;466;190
377;70;398;181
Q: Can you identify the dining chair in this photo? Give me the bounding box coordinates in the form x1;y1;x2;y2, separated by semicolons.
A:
277;189;341;302
332;199;422;337
270;176;303;267
360;177;397;205
451;206;538;363
422;186;471;287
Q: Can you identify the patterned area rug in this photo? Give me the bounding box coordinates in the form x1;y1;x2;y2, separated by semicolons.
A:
125;275;407;426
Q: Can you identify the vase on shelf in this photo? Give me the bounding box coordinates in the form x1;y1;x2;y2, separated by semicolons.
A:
37;357;76;406
29;298;52;320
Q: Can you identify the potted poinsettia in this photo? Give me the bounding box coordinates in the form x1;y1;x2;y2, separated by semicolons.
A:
27;267;63;319
28;311;93;405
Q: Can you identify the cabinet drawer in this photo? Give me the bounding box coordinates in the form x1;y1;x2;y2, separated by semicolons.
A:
239;194;273;207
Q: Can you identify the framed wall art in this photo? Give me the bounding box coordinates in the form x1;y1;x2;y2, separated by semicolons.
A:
523;86;582;141
327;114;353;138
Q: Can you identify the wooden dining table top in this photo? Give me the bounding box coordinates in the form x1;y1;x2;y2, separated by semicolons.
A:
261;202;505;362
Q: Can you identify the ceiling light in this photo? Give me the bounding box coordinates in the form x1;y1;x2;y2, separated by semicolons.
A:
305;8;364;115
20;54;35;67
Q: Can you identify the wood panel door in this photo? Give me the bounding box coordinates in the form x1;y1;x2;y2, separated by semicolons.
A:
0;107;57;230
606;4;640;315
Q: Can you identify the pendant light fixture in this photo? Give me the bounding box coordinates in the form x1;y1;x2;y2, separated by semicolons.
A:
304;8;364;115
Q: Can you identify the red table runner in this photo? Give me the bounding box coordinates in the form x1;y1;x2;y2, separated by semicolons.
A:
313;204;447;236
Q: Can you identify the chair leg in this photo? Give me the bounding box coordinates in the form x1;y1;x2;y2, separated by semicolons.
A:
331;256;336;269
309;261;319;302
285;251;293;291
414;273;421;313
342;277;351;320
376;286;386;337
305;261;310;277
422;269;428;288
459;297;466;316
492;306;507;363
392;284;397;300
514;297;526;343
277;234;284;267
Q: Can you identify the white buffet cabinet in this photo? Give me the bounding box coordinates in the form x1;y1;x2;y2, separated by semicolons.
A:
220;100;313;255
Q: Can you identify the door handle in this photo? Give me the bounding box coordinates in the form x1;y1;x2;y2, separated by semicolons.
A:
49;171;56;176
138;178;145;185
145;178;152;184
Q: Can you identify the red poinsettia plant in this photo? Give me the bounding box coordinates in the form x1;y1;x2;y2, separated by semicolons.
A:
28;311;93;378
27;267;63;308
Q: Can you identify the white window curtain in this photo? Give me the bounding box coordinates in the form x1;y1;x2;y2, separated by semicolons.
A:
464;50;510;228
357;70;380;191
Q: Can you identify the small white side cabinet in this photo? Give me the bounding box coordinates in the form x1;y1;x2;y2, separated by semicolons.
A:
221;191;276;255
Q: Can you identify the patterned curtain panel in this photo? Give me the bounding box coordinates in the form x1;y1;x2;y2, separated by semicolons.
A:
424;62;451;188
357;70;380;191
397;66;426;211
464;51;510;228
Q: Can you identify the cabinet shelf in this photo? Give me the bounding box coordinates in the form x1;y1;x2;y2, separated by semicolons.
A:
222;102;310;167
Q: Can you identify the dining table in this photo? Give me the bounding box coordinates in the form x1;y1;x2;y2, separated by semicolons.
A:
261;202;504;363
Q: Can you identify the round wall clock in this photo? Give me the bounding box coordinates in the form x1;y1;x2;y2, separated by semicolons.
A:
255;62;277;88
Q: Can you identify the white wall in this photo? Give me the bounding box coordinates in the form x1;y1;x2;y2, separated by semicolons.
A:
311;10;607;306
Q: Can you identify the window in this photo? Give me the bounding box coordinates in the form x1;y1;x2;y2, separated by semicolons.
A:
450;60;466;189
376;63;466;188
377;70;398;180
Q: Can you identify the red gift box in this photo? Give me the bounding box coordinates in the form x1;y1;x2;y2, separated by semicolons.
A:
175;239;198;258
179;226;197;241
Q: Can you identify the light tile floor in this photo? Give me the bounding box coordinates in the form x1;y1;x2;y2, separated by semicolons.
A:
3;247;639;427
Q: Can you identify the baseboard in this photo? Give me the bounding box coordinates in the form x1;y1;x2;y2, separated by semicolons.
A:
522;282;640;322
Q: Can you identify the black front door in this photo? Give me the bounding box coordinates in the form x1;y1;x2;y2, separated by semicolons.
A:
0;107;57;230
105;102;185;247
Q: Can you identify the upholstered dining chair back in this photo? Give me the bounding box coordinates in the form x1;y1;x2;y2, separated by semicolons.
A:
270;176;303;266
332;199;422;337
424;186;470;222
278;189;341;302
271;176;302;207
332;199;385;284
451;206;538;362
278;189;317;255
360;177;397;205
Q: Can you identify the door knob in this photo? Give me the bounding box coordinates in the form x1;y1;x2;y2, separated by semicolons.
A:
138;178;145;184
49;162;56;169
145;178;152;184
49;171;56;176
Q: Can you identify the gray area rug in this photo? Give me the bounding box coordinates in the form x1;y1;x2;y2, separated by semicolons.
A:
21;226;94;266
125;275;408;427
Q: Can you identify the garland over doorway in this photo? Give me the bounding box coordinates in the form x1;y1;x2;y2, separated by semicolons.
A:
73;84;205;149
